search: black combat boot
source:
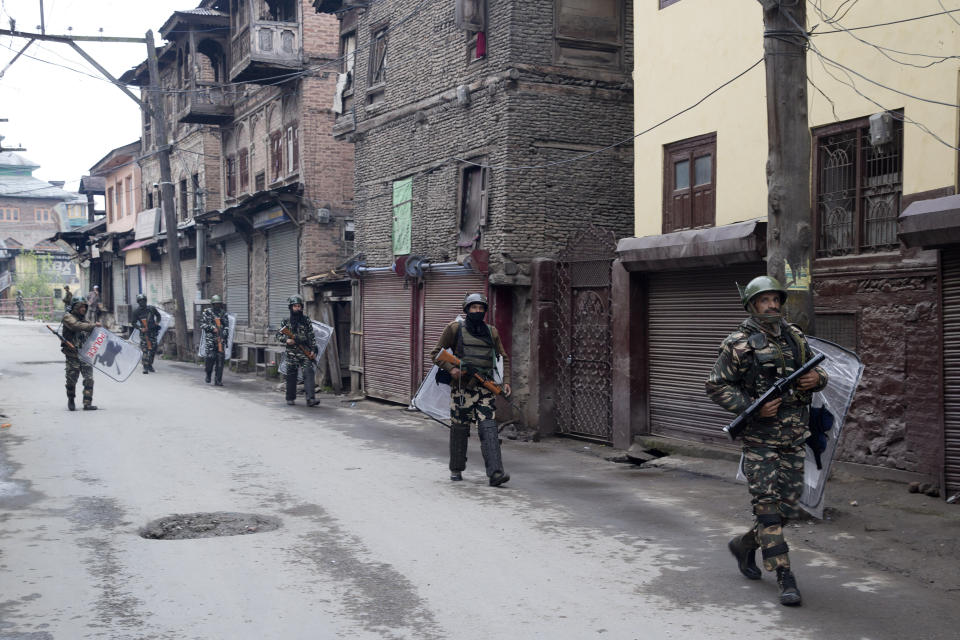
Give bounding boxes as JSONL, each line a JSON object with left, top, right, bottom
{"left": 83, "top": 404, "right": 98, "bottom": 411}
{"left": 67, "top": 396, "right": 76, "bottom": 411}
{"left": 728, "top": 533, "right": 762, "bottom": 580}
{"left": 776, "top": 567, "right": 802, "bottom": 606}
{"left": 450, "top": 472, "right": 463, "bottom": 481}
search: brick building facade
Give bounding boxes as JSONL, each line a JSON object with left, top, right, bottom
{"left": 317, "top": 0, "right": 634, "bottom": 405}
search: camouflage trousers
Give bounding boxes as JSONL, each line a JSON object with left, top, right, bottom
{"left": 742, "top": 442, "right": 805, "bottom": 571}
{"left": 64, "top": 355, "right": 94, "bottom": 406}
{"left": 448, "top": 385, "right": 496, "bottom": 473}
{"left": 140, "top": 332, "right": 158, "bottom": 368}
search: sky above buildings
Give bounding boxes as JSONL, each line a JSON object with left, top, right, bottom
{"left": 0, "top": 0, "right": 190, "bottom": 188}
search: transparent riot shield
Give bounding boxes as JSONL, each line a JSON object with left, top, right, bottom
{"left": 129, "top": 308, "right": 174, "bottom": 346}
{"left": 278, "top": 320, "right": 334, "bottom": 376}
{"left": 736, "top": 338, "right": 864, "bottom": 519}
{"left": 412, "top": 352, "right": 454, "bottom": 426}
{"left": 80, "top": 327, "right": 143, "bottom": 382}
{"left": 197, "top": 313, "right": 236, "bottom": 358}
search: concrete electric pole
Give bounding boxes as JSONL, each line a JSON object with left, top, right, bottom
{"left": 759, "top": 0, "right": 816, "bottom": 334}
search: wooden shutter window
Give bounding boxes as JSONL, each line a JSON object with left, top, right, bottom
{"left": 663, "top": 133, "right": 716, "bottom": 233}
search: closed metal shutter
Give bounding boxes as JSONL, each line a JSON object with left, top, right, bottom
{"left": 941, "top": 249, "right": 960, "bottom": 494}
{"left": 421, "top": 266, "right": 488, "bottom": 378}
{"left": 179, "top": 258, "right": 197, "bottom": 329}
{"left": 112, "top": 258, "right": 126, "bottom": 307}
{"left": 267, "top": 224, "right": 299, "bottom": 329}
{"left": 161, "top": 257, "right": 172, "bottom": 301}
{"left": 145, "top": 263, "right": 164, "bottom": 305}
{"left": 225, "top": 237, "right": 249, "bottom": 326}
{"left": 362, "top": 272, "right": 413, "bottom": 403}
{"left": 647, "top": 263, "right": 763, "bottom": 446}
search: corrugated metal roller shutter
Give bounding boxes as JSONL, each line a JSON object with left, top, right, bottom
{"left": 112, "top": 258, "right": 125, "bottom": 307}
{"left": 225, "top": 237, "right": 249, "bottom": 326}
{"left": 267, "top": 224, "right": 299, "bottom": 329}
{"left": 179, "top": 258, "right": 197, "bottom": 329}
{"left": 941, "top": 249, "right": 960, "bottom": 494}
{"left": 161, "top": 258, "right": 172, "bottom": 301}
{"left": 145, "top": 264, "right": 164, "bottom": 303}
{"left": 648, "top": 263, "right": 763, "bottom": 446}
{"left": 421, "top": 267, "right": 488, "bottom": 376}
{"left": 362, "top": 272, "right": 413, "bottom": 403}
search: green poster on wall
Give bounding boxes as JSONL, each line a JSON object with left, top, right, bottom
{"left": 392, "top": 177, "right": 412, "bottom": 255}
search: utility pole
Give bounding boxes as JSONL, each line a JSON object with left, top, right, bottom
{"left": 759, "top": 0, "right": 815, "bottom": 334}
{"left": 146, "top": 30, "right": 190, "bottom": 359}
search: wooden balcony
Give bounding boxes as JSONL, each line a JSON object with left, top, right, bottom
{"left": 229, "top": 21, "right": 302, "bottom": 84}
{"left": 176, "top": 82, "right": 234, "bottom": 125}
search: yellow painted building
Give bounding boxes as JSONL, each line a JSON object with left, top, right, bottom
{"left": 614, "top": 1, "right": 960, "bottom": 490}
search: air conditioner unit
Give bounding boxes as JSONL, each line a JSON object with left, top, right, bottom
{"left": 869, "top": 112, "right": 894, "bottom": 147}
{"left": 316, "top": 208, "right": 331, "bottom": 224}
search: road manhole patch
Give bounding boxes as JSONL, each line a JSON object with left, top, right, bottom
{"left": 140, "top": 512, "right": 281, "bottom": 540}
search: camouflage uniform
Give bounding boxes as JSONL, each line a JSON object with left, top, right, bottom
{"left": 131, "top": 303, "right": 161, "bottom": 373}
{"left": 706, "top": 317, "right": 828, "bottom": 572}
{"left": 276, "top": 313, "right": 318, "bottom": 404}
{"left": 62, "top": 287, "right": 73, "bottom": 311}
{"left": 61, "top": 308, "right": 96, "bottom": 408}
{"left": 16, "top": 291, "right": 25, "bottom": 321}
{"left": 201, "top": 305, "right": 229, "bottom": 385}
{"left": 430, "top": 315, "right": 511, "bottom": 485}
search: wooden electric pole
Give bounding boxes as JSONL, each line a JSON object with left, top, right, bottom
{"left": 146, "top": 30, "right": 190, "bottom": 359}
{"left": 759, "top": 0, "right": 815, "bottom": 334}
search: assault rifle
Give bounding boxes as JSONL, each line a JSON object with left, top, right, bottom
{"left": 140, "top": 318, "right": 152, "bottom": 351}
{"left": 280, "top": 326, "right": 316, "bottom": 361}
{"left": 46, "top": 324, "right": 76, "bottom": 351}
{"left": 213, "top": 317, "right": 224, "bottom": 354}
{"left": 435, "top": 350, "right": 519, "bottom": 411}
{"left": 723, "top": 352, "right": 826, "bottom": 441}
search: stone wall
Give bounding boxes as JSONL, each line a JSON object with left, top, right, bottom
{"left": 814, "top": 250, "right": 942, "bottom": 478}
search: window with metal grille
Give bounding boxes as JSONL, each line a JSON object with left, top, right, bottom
{"left": 270, "top": 131, "right": 283, "bottom": 182}
{"left": 179, "top": 178, "right": 188, "bottom": 221}
{"left": 226, "top": 156, "right": 237, "bottom": 197}
{"left": 239, "top": 148, "right": 249, "bottom": 193}
{"left": 814, "top": 114, "right": 903, "bottom": 257}
{"left": 814, "top": 312, "right": 858, "bottom": 352}
{"left": 663, "top": 132, "right": 716, "bottom": 232}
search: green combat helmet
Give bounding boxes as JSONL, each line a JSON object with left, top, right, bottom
{"left": 737, "top": 276, "right": 787, "bottom": 311}
{"left": 210, "top": 294, "right": 223, "bottom": 306}
{"left": 462, "top": 292, "right": 488, "bottom": 312}
{"left": 69, "top": 295, "right": 88, "bottom": 313}
{"left": 287, "top": 294, "right": 304, "bottom": 308}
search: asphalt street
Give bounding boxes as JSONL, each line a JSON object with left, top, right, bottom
{"left": 0, "top": 317, "right": 957, "bottom": 640}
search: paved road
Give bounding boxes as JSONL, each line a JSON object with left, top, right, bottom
{"left": 0, "top": 318, "right": 956, "bottom": 639}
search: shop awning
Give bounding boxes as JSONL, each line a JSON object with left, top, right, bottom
{"left": 616, "top": 219, "right": 767, "bottom": 272}
{"left": 899, "top": 194, "right": 960, "bottom": 249}
{"left": 122, "top": 238, "right": 156, "bottom": 252}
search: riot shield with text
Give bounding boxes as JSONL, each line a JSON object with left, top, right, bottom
{"left": 80, "top": 327, "right": 143, "bottom": 382}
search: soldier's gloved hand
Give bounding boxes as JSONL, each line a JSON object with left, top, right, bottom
{"left": 758, "top": 397, "right": 782, "bottom": 418}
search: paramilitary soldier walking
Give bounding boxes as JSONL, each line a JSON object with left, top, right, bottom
{"left": 15, "top": 290, "right": 25, "bottom": 321}
{"left": 276, "top": 294, "right": 319, "bottom": 407}
{"left": 61, "top": 296, "right": 101, "bottom": 410}
{"left": 201, "top": 295, "right": 229, "bottom": 386}
{"left": 430, "top": 293, "right": 511, "bottom": 487}
{"left": 132, "top": 294, "right": 161, "bottom": 374}
{"left": 706, "top": 276, "right": 828, "bottom": 607}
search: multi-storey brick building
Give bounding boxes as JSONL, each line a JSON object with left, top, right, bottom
{"left": 120, "top": 0, "right": 354, "bottom": 374}
{"left": 315, "top": 0, "right": 634, "bottom": 412}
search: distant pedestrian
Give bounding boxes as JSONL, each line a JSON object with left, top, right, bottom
{"left": 86, "top": 285, "right": 101, "bottom": 323}
{"left": 705, "top": 276, "right": 828, "bottom": 607}
{"left": 200, "top": 295, "right": 229, "bottom": 386}
{"left": 429, "top": 292, "right": 511, "bottom": 487}
{"left": 62, "top": 285, "right": 73, "bottom": 311}
{"left": 276, "top": 294, "right": 319, "bottom": 407}
{"left": 15, "top": 289, "right": 25, "bottom": 321}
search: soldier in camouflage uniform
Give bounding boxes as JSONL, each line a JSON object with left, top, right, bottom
{"left": 705, "top": 276, "right": 828, "bottom": 607}
{"left": 429, "top": 293, "right": 512, "bottom": 487}
{"left": 276, "top": 294, "right": 319, "bottom": 407}
{"left": 62, "top": 285, "right": 73, "bottom": 311}
{"left": 201, "top": 295, "right": 229, "bottom": 386}
{"left": 61, "top": 296, "right": 101, "bottom": 410}
{"left": 131, "top": 293, "right": 161, "bottom": 374}
{"left": 15, "top": 290, "right": 25, "bottom": 321}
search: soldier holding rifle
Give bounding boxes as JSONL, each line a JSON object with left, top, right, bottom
{"left": 131, "top": 293, "right": 161, "bottom": 375}
{"left": 201, "top": 295, "right": 229, "bottom": 386}
{"left": 429, "top": 293, "right": 512, "bottom": 487}
{"left": 706, "top": 276, "right": 828, "bottom": 607}
{"left": 60, "top": 296, "right": 102, "bottom": 410}
{"left": 276, "top": 294, "right": 319, "bottom": 407}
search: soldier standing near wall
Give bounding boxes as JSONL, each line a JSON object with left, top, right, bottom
{"left": 429, "top": 293, "right": 512, "bottom": 487}
{"left": 61, "top": 296, "right": 101, "bottom": 411}
{"left": 705, "top": 276, "right": 829, "bottom": 607}
{"left": 62, "top": 285, "right": 73, "bottom": 311}
{"left": 131, "top": 293, "right": 161, "bottom": 374}
{"left": 276, "top": 294, "right": 319, "bottom": 407}
{"left": 201, "top": 295, "right": 229, "bottom": 386}
{"left": 15, "top": 290, "right": 25, "bottom": 321}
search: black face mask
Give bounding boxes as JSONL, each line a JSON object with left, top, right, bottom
{"left": 466, "top": 311, "right": 485, "bottom": 325}
{"left": 138, "top": 301, "right": 146, "bottom": 308}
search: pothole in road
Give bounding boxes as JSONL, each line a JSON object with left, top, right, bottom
{"left": 139, "top": 512, "right": 281, "bottom": 540}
